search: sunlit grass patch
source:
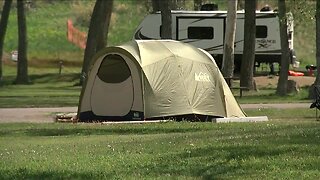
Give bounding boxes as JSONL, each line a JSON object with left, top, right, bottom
{"left": 0, "top": 119, "right": 320, "bottom": 179}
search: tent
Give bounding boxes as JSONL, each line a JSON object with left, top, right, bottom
{"left": 78, "top": 40, "right": 245, "bottom": 122}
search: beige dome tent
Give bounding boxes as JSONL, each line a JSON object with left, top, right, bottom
{"left": 78, "top": 40, "right": 245, "bottom": 122}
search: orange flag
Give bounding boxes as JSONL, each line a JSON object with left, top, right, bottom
{"left": 67, "top": 19, "right": 87, "bottom": 49}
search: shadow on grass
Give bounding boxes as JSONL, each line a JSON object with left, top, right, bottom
{"left": 140, "top": 136, "right": 320, "bottom": 179}
{"left": 7, "top": 125, "right": 210, "bottom": 137}
{"left": 166, "top": 145, "right": 289, "bottom": 179}
{"left": 236, "top": 86, "right": 311, "bottom": 104}
{"left": 0, "top": 122, "right": 217, "bottom": 137}
{"left": 0, "top": 168, "right": 115, "bottom": 180}
{"left": 30, "top": 73, "right": 80, "bottom": 84}
{"left": 0, "top": 73, "right": 80, "bottom": 86}
{"left": 128, "top": 123, "right": 320, "bottom": 179}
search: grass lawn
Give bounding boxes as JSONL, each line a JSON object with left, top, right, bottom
{"left": 0, "top": 110, "right": 320, "bottom": 179}
{"left": 0, "top": 1, "right": 318, "bottom": 178}
{"left": 0, "top": 68, "right": 81, "bottom": 108}
{"left": 235, "top": 87, "right": 311, "bottom": 104}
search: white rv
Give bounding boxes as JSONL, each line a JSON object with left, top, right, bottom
{"left": 133, "top": 9, "right": 296, "bottom": 70}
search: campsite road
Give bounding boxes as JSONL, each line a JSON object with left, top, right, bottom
{"left": 240, "top": 103, "right": 311, "bottom": 109}
{"left": 0, "top": 103, "right": 312, "bottom": 123}
{"left": 0, "top": 107, "right": 77, "bottom": 123}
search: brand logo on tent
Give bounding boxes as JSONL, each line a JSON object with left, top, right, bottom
{"left": 195, "top": 72, "right": 210, "bottom": 82}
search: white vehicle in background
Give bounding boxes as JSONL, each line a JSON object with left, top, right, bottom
{"left": 133, "top": 5, "right": 296, "bottom": 71}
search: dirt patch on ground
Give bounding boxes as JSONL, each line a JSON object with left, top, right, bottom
{"left": 254, "top": 75, "right": 316, "bottom": 88}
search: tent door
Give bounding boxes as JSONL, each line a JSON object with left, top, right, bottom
{"left": 90, "top": 54, "right": 139, "bottom": 119}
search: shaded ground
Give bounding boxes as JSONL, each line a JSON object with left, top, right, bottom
{"left": 254, "top": 75, "right": 315, "bottom": 88}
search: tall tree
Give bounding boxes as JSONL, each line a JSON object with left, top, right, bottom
{"left": 240, "top": 0, "right": 256, "bottom": 89}
{"left": 159, "top": 0, "right": 172, "bottom": 39}
{"left": 238, "top": 0, "right": 245, "bottom": 10}
{"left": 276, "top": 0, "right": 290, "bottom": 96}
{"left": 96, "top": 0, "right": 113, "bottom": 50}
{"left": 171, "top": 0, "right": 177, "bottom": 10}
{"left": 314, "top": 0, "right": 320, "bottom": 85}
{"left": 0, "top": 0, "right": 12, "bottom": 84}
{"left": 152, "top": 0, "right": 160, "bottom": 13}
{"left": 79, "top": 0, "right": 113, "bottom": 85}
{"left": 222, "top": 0, "right": 237, "bottom": 79}
{"left": 15, "top": 0, "right": 29, "bottom": 84}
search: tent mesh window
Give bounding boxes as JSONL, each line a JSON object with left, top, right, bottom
{"left": 97, "top": 54, "right": 131, "bottom": 83}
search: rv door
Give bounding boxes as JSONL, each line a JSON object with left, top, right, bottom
{"left": 176, "top": 17, "right": 224, "bottom": 56}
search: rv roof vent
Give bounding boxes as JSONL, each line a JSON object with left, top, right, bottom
{"left": 260, "top": 5, "right": 272, "bottom": 11}
{"left": 200, "top": 4, "right": 218, "bottom": 11}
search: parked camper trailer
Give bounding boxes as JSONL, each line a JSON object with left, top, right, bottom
{"left": 133, "top": 8, "right": 296, "bottom": 70}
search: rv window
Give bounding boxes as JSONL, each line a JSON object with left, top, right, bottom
{"left": 188, "top": 27, "right": 214, "bottom": 39}
{"left": 97, "top": 54, "right": 131, "bottom": 83}
{"left": 256, "top": 26, "right": 268, "bottom": 38}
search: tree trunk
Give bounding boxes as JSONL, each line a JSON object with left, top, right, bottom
{"left": 79, "top": 0, "right": 113, "bottom": 85}
{"left": 15, "top": 0, "right": 29, "bottom": 84}
{"left": 160, "top": 0, "right": 172, "bottom": 39}
{"left": 152, "top": 0, "right": 160, "bottom": 13}
{"left": 0, "top": 0, "right": 12, "bottom": 84}
{"left": 240, "top": 0, "right": 256, "bottom": 89}
{"left": 222, "top": 0, "right": 237, "bottom": 78}
{"left": 238, "top": 0, "right": 245, "bottom": 10}
{"left": 276, "top": 0, "right": 290, "bottom": 96}
{"left": 194, "top": 0, "right": 202, "bottom": 10}
{"left": 96, "top": 0, "right": 113, "bottom": 50}
{"left": 171, "top": 0, "right": 177, "bottom": 10}
{"left": 315, "top": 0, "right": 320, "bottom": 85}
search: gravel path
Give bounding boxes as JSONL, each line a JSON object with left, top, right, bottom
{"left": 0, "top": 107, "right": 77, "bottom": 123}
{"left": 0, "top": 103, "right": 312, "bottom": 123}
{"left": 241, "top": 103, "right": 311, "bottom": 109}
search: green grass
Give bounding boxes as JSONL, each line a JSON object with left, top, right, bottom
{"left": 0, "top": 72, "right": 81, "bottom": 107}
{"left": 4, "top": 2, "right": 84, "bottom": 62}
{"left": 1, "top": 110, "right": 320, "bottom": 179}
{"left": 1, "top": 2, "right": 319, "bottom": 178}
{"left": 235, "top": 87, "right": 311, "bottom": 104}
{"left": 2, "top": 1, "right": 148, "bottom": 65}
{"left": 245, "top": 108, "right": 316, "bottom": 120}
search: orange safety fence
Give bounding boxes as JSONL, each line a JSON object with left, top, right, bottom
{"left": 67, "top": 19, "right": 87, "bottom": 49}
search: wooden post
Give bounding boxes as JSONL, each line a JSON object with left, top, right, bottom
{"left": 58, "top": 60, "right": 63, "bottom": 75}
